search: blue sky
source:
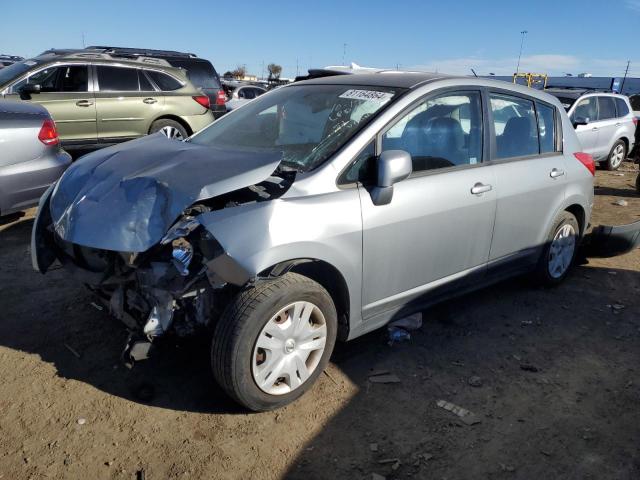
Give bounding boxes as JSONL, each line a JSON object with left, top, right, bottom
{"left": 1, "top": 0, "right": 639, "bottom": 78}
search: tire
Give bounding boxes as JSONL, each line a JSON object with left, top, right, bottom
{"left": 533, "top": 211, "right": 580, "bottom": 286}
{"left": 149, "top": 119, "right": 188, "bottom": 140}
{"left": 211, "top": 272, "right": 337, "bottom": 412}
{"left": 636, "top": 172, "right": 640, "bottom": 194}
{"left": 605, "top": 140, "right": 627, "bottom": 171}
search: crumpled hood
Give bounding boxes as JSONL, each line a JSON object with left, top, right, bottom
{"left": 50, "top": 133, "right": 282, "bottom": 252}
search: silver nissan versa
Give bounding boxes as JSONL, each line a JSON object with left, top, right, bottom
{"left": 34, "top": 72, "right": 631, "bottom": 411}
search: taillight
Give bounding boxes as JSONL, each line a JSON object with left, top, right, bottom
{"left": 633, "top": 117, "right": 638, "bottom": 127}
{"left": 38, "top": 119, "right": 59, "bottom": 146}
{"left": 574, "top": 152, "right": 595, "bottom": 176}
{"left": 192, "top": 95, "right": 210, "bottom": 109}
{"left": 215, "top": 89, "right": 226, "bottom": 106}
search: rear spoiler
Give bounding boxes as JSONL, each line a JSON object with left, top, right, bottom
{"left": 582, "top": 220, "right": 640, "bottom": 258}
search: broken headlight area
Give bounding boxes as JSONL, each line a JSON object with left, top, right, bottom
{"left": 48, "top": 209, "right": 239, "bottom": 364}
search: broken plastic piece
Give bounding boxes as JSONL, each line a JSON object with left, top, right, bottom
{"left": 387, "top": 327, "right": 410, "bottom": 344}
{"left": 436, "top": 399, "right": 481, "bottom": 425}
{"left": 388, "top": 312, "right": 422, "bottom": 331}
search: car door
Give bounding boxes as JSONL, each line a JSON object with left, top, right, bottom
{"left": 594, "top": 96, "right": 618, "bottom": 159}
{"left": 571, "top": 96, "right": 599, "bottom": 156}
{"left": 5, "top": 64, "right": 97, "bottom": 145}
{"left": 488, "top": 92, "right": 567, "bottom": 270}
{"left": 359, "top": 90, "right": 497, "bottom": 319}
{"left": 94, "top": 65, "right": 163, "bottom": 141}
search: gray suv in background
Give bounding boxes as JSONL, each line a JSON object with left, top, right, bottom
{"left": 546, "top": 89, "right": 637, "bottom": 170}
{"left": 33, "top": 73, "right": 597, "bottom": 411}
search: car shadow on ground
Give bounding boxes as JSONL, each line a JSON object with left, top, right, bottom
{"left": 594, "top": 185, "right": 639, "bottom": 199}
{"left": 2, "top": 215, "right": 640, "bottom": 478}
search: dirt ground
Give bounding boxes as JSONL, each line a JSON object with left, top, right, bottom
{"left": 1, "top": 163, "right": 639, "bottom": 480}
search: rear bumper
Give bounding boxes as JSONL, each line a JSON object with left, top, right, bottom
{"left": 180, "top": 111, "right": 215, "bottom": 134}
{"left": 582, "top": 220, "right": 640, "bottom": 258}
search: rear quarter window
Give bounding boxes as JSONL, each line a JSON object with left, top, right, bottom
{"left": 146, "top": 70, "right": 183, "bottom": 91}
{"left": 615, "top": 98, "right": 630, "bottom": 117}
{"left": 168, "top": 59, "right": 221, "bottom": 90}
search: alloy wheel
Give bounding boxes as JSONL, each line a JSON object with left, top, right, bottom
{"left": 610, "top": 143, "right": 626, "bottom": 169}
{"left": 548, "top": 223, "right": 576, "bottom": 279}
{"left": 252, "top": 301, "right": 327, "bottom": 395}
{"left": 159, "top": 125, "right": 184, "bottom": 140}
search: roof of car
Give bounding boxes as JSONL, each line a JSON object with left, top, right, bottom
{"left": 295, "top": 71, "right": 456, "bottom": 89}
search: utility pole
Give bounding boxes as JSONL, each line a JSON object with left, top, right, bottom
{"left": 81, "top": 32, "right": 86, "bottom": 48}
{"left": 515, "top": 30, "right": 528, "bottom": 75}
{"left": 261, "top": 61, "right": 265, "bottom": 81}
{"left": 621, "top": 60, "right": 630, "bottom": 93}
{"left": 342, "top": 43, "right": 347, "bottom": 66}
{"left": 296, "top": 58, "right": 299, "bottom": 77}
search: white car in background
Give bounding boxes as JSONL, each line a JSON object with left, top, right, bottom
{"left": 546, "top": 89, "right": 637, "bottom": 170}
{"left": 224, "top": 83, "right": 267, "bottom": 111}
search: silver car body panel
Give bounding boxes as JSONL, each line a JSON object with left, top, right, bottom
{"left": 0, "top": 100, "right": 71, "bottom": 215}
{"left": 33, "top": 74, "right": 596, "bottom": 340}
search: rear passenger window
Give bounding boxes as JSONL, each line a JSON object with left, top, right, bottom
{"left": 97, "top": 66, "right": 139, "bottom": 91}
{"left": 536, "top": 102, "right": 556, "bottom": 154}
{"left": 490, "top": 94, "right": 538, "bottom": 159}
{"left": 146, "top": 71, "right": 182, "bottom": 91}
{"left": 615, "top": 98, "right": 630, "bottom": 117}
{"left": 381, "top": 91, "right": 483, "bottom": 173}
{"left": 597, "top": 97, "right": 616, "bottom": 120}
{"left": 139, "top": 71, "right": 155, "bottom": 91}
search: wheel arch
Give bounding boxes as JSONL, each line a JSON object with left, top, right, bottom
{"left": 149, "top": 115, "right": 193, "bottom": 136}
{"left": 259, "top": 258, "right": 351, "bottom": 340}
{"left": 565, "top": 203, "right": 586, "bottom": 236}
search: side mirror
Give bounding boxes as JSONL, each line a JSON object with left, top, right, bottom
{"left": 573, "top": 116, "right": 589, "bottom": 128}
{"left": 370, "top": 150, "right": 412, "bottom": 206}
{"left": 18, "top": 83, "right": 41, "bottom": 100}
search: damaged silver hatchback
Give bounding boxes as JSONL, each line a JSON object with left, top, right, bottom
{"left": 34, "top": 72, "right": 620, "bottom": 411}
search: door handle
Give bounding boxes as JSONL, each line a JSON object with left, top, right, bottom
{"left": 143, "top": 98, "right": 157, "bottom": 104}
{"left": 76, "top": 100, "right": 93, "bottom": 107}
{"left": 591, "top": 127, "right": 599, "bottom": 131}
{"left": 550, "top": 168, "right": 565, "bottom": 178}
{"left": 470, "top": 182, "right": 492, "bottom": 195}
{"left": 615, "top": 122, "right": 622, "bottom": 127}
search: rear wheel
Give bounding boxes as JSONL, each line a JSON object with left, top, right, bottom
{"left": 534, "top": 211, "right": 579, "bottom": 286}
{"left": 211, "top": 273, "right": 337, "bottom": 411}
{"left": 149, "top": 119, "right": 188, "bottom": 140}
{"left": 605, "top": 140, "right": 626, "bottom": 171}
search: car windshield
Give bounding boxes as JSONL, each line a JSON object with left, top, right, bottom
{"left": 0, "top": 60, "right": 39, "bottom": 87}
{"left": 190, "top": 84, "right": 402, "bottom": 171}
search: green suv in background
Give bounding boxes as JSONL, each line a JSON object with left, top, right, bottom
{"left": 0, "top": 50, "right": 215, "bottom": 151}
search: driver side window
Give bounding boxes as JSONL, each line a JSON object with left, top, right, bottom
{"left": 381, "top": 91, "right": 483, "bottom": 173}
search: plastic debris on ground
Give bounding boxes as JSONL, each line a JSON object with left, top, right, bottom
{"left": 387, "top": 312, "right": 422, "bottom": 345}
{"left": 436, "top": 399, "right": 481, "bottom": 425}
{"left": 368, "top": 373, "right": 401, "bottom": 384}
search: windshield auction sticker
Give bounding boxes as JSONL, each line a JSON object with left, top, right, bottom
{"left": 339, "top": 89, "right": 394, "bottom": 104}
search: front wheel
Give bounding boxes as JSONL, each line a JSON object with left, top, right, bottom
{"left": 211, "top": 273, "right": 337, "bottom": 411}
{"left": 605, "top": 140, "right": 627, "bottom": 171}
{"left": 534, "top": 211, "right": 579, "bottom": 286}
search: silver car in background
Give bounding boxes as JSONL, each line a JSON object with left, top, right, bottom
{"left": 546, "top": 89, "right": 637, "bottom": 170}
{"left": 0, "top": 100, "right": 71, "bottom": 216}
{"left": 33, "top": 73, "right": 598, "bottom": 411}
{"left": 223, "top": 82, "right": 267, "bottom": 111}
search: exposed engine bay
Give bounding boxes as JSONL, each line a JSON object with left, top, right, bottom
{"left": 36, "top": 171, "right": 294, "bottom": 365}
